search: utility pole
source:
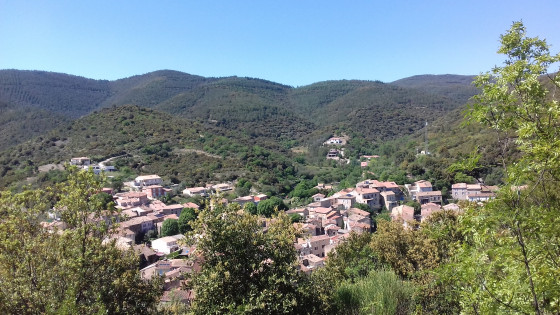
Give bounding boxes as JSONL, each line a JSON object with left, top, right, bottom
{"left": 424, "top": 120, "right": 428, "bottom": 155}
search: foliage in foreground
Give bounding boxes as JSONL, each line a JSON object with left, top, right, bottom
{"left": 335, "top": 270, "right": 416, "bottom": 315}
{"left": 0, "top": 168, "right": 162, "bottom": 314}
{"left": 185, "top": 201, "right": 327, "bottom": 314}
{"left": 445, "top": 21, "right": 560, "bottom": 314}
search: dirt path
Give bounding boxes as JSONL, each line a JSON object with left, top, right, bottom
{"left": 174, "top": 148, "right": 223, "bottom": 159}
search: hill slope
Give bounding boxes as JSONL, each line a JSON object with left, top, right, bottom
{"left": 390, "top": 74, "right": 478, "bottom": 105}
{"left": 0, "top": 105, "right": 300, "bottom": 193}
{"left": 0, "top": 70, "right": 479, "bottom": 151}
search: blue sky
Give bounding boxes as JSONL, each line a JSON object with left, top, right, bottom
{"left": 1, "top": 1, "right": 559, "bottom": 86}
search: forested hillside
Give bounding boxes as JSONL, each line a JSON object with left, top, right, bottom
{"left": 391, "top": 74, "right": 478, "bottom": 105}
{"left": 0, "top": 70, "right": 479, "bottom": 152}
{"left": 0, "top": 105, "right": 302, "bottom": 195}
{"left": 0, "top": 69, "right": 111, "bottom": 118}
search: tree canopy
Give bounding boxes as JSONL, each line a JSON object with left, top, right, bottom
{"left": 178, "top": 207, "right": 197, "bottom": 234}
{"left": 256, "top": 196, "right": 287, "bottom": 217}
{"left": 161, "top": 218, "right": 179, "bottom": 237}
{"left": 448, "top": 21, "right": 560, "bottom": 314}
{"left": 0, "top": 167, "right": 161, "bottom": 314}
{"left": 185, "top": 201, "right": 323, "bottom": 314}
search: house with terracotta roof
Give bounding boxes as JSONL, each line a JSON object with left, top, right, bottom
{"left": 115, "top": 192, "right": 149, "bottom": 208}
{"left": 420, "top": 202, "right": 442, "bottom": 222}
{"left": 407, "top": 180, "right": 433, "bottom": 199}
{"left": 254, "top": 194, "right": 268, "bottom": 202}
{"left": 391, "top": 205, "right": 416, "bottom": 228}
{"left": 335, "top": 194, "right": 355, "bottom": 210}
{"left": 232, "top": 195, "right": 255, "bottom": 207}
{"left": 160, "top": 204, "right": 184, "bottom": 216}
{"left": 380, "top": 190, "right": 398, "bottom": 211}
{"left": 416, "top": 190, "right": 442, "bottom": 204}
{"left": 306, "top": 234, "right": 331, "bottom": 258}
{"left": 451, "top": 183, "right": 468, "bottom": 200}
{"left": 349, "top": 222, "right": 371, "bottom": 233}
{"left": 183, "top": 202, "right": 200, "bottom": 210}
{"left": 301, "top": 254, "right": 325, "bottom": 270}
{"left": 142, "top": 185, "right": 170, "bottom": 200}
{"left": 119, "top": 215, "right": 157, "bottom": 236}
{"left": 353, "top": 186, "right": 381, "bottom": 210}
{"left": 348, "top": 208, "right": 370, "bottom": 218}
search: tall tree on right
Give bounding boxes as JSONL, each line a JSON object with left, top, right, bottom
{"left": 449, "top": 21, "right": 560, "bottom": 314}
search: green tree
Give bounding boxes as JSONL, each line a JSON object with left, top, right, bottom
{"left": 161, "top": 218, "right": 179, "bottom": 237}
{"left": 370, "top": 219, "right": 439, "bottom": 279}
{"left": 288, "top": 213, "right": 303, "bottom": 223}
{"left": 353, "top": 202, "right": 372, "bottom": 213}
{"left": 334, "top": 270, "right": 416, "bottom": 315}
{"left": 320, "top": 232, "right": 380, "bottom": 281}
{"left": 186, "top": 202, "right": 323, "bottom": 314}
{"left": 92, "top": 191, "right": 115, "bottom": 210}
{"left": 256, "top": 196, "right": 287, "bottom": 217}
{"left": 0, "top": 167, "right": 161, "bottom": 314}
{"left": 178, "top": 207, "right": 197, "bottom": 234}
{"left": 144, "top": 229, "right": 158, "bottom": 243}
{"left": 243, "top": 202, "right": 257, "bottom": 215}
{"left": 449, "top": 21, "right": 560, "bottom": 314}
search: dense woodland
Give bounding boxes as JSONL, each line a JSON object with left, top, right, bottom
{"left": 1, "top": 21, "right": 559, "bottom": 314}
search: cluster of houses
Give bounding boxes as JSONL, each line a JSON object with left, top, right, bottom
{"left": 45, "top": 158, "right": 504, "bottom": 307}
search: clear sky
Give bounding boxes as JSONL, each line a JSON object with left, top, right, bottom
{"left": 1, "top": 1, "right": 559, "bottom": 87}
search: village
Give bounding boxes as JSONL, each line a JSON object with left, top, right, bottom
{"left": 37, "top": 153, "right": 504, "bottom": 306}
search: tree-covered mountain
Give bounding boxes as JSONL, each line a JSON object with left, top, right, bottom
{"left": 0, "top": 70, "right": 480, "bottom": 151}
{"left": 390, "top": 74, "right": 478, "bottom": 105}
{"left": 0, "top": 105, "right": 302, "bottom": 194}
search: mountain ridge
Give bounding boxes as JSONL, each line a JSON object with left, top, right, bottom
{"left": 0, "top": 69, "right": 479, "bottom": 152}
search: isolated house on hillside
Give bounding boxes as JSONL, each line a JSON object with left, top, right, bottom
{"left": 326, "top": 149, "right": 340, "bottom": 160}
{"left": 324, "top": 137, "right": 344, "bottom": 145}
{"left": 213, "top": 183, "right": 233, "bottom": 193}
{"left": 70, "top": 157, "right": 91, "bottom": 166}
{"left": 134, "top": 175, "right": 163, "bottom": 187}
